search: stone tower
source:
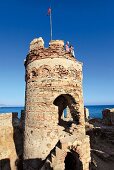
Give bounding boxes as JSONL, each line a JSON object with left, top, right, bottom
{"left": 24, "top": 38, "right": 91, "bottom": 170}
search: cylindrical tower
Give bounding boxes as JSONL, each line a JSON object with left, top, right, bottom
{"left": 23, "top": 38, "right": 86, "bottom": 168}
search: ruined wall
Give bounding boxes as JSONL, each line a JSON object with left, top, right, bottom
{"left": 24, "top": 38, "right": 85, "bottom": 164}
{"left": 102, "top": 108, "right": 114, "bottom": 125}
{"left": 0, "top": 113, "right": 18, "bottom": 170}
{"left": 41, "top": 128, "right": 91, "bottom": 170}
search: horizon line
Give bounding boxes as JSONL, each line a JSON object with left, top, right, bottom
{"left": 0, "top": 104, "right": 114, "bottom": 107}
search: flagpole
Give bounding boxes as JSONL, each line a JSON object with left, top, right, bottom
{"left": 50, "top": 9, "right": 53, "bottom": 41}
{"left": 50, "top": 0, "right": 53, "bottom": 41}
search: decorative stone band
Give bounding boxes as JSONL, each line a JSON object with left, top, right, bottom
{"left": 25, "top": 63, "right": 83, "bottom": 83}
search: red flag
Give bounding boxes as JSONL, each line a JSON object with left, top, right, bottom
{"left": 47, "top": 8, "right": 51, "bottom": 15}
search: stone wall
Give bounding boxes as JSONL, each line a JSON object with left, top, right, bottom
{"left": 102, "top": 108, "right": 114, "bottom": 125}
{"left": 0, "top": 113, "right": 18, "bottom": 170}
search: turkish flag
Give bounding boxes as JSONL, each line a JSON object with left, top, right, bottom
{"left": 47, "top": 8, "right": 51, "bottom": 15}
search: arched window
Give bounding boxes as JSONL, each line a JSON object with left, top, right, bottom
{"left": 53, "top": 94, "right": 80, "bottom": 125}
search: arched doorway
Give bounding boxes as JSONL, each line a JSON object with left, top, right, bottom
{"left": 53, "top": 94, "right": 80, "bottom": 125}
{"left": 64, "top": 151, "right": 83, "bottom": 170}
{"left": 0, "top": 159, "right": 11, "bottom": 170}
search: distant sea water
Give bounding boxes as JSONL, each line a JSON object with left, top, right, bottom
{"left": 85, "top": 105, "right": 114, "bottom": 118}
{"left": 0, "top": 105, "right": 114, "bottom": 119}
{"left": 0, "top": 107, "right": 24, "bottom": 118}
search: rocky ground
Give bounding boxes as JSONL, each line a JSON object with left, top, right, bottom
{"left": 86, "top": 119, "right": 114, "bottom": 170}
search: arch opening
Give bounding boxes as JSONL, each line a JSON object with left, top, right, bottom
{"left": 53, "top": 94, "right": 80, "bottom": 127}
{"left": 64, "top": 151, "right": 83, "bottom": 170}
{"left": 0, "top": 159, "right": 11, "bottom": 170}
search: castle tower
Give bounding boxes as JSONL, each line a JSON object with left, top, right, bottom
{"left": 24, "top": 38, "right": 91, "bottom": 170}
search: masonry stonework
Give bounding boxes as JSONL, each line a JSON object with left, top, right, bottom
{"left": 24, "top": 38, "right": 91, "bottom": 170}
{"left": 0, "top": 113, "right": 18, "bottom": 170}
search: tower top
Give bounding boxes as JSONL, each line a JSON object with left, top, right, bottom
{"left": 25, "top": 37, "right": 80, "bottom": 67}
{"left": 29, "top": 37, "right": 64, "bottom": 52}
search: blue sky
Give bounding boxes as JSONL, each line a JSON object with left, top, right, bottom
{"left": 0, "top": 0, "right": 114, "bottom": 106}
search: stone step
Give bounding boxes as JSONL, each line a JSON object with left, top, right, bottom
{"left": 56, "top": 142, "right": 62, "bottom": 149}
{"left": 55, "top": 146, "right": 62, "bottom": 157}
{"left": 51, "top": 151, "right": 56, "bottom": 164}
{"left": 51, "top": 151, "right": 56, "bottom": 158}
{"left": 46, "top": 157, "right": 51, "bottom": 164}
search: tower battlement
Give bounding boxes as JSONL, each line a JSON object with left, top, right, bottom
{"left": 25, "top": 38, "right": 78, "bottom": 67}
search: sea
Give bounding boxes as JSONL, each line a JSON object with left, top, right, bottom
{"left": 0, "top": 105, "right": 114, "bottom": 119}
{"left": 0, "top": 107, "right": 24, "bottom": 118}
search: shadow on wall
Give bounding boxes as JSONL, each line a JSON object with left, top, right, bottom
{"left": 64, "top": 150, "right": 83, "bottom": 170}
{"left": 12, "top": 113, "right": 24, "bottom": 170}
{"left": 0, "top": 159, "right": 11, "bottom": 170}
{"left": 53, "top": 94, "right": 80, "bottom": 131}
{"left": 23, "top": 158, "right": 45, "bottom": 170}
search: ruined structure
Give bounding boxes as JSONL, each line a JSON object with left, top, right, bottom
{"left": 24, "top": 38, "right": 91, "bottom": 170}
{"left": 0, "top": 113, "right": 18, "bottom": 170}
{"left": 102, "top": 108, "right": 114, "bottom": 126}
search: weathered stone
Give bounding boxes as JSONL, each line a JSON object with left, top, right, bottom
{"left": 0, "top": 37, "right": 92, "bottom": 170}
{"left": 30, "top": 37, "right": 44, "bottom": 51}
{"left": 23, "top": 38, "right": 91, "bottom": 170}
{"left": 0, "top": 113, "right": 18, "bottom": 170}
